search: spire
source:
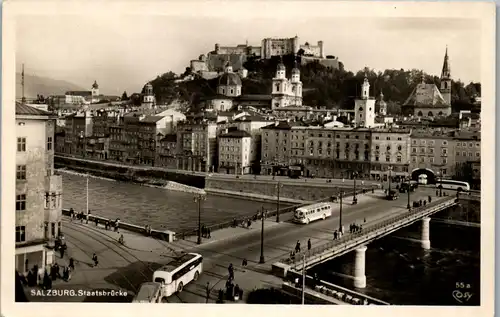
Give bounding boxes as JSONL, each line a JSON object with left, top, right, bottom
{"left": 441, "top": 45, "right": 450, "bottom": 79}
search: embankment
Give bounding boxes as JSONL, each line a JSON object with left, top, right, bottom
{"left": 55, "top": 155, "right": 205, "bottom": 189}
{"left": 205, "top": 177, "right": 353, "bottom": 201}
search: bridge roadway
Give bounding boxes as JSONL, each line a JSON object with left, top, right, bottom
{"left": 32, "top": 187, "right": 445, "bottom": 303}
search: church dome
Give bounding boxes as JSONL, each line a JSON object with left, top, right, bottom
{"left": 292, "top": 67, "right": 300, "bottom": 74}
{"left": 218, "top": 72, "right": 242, "bottom": 86}
{"left": 277, "top": 63, "right": 286, "bottom": 71}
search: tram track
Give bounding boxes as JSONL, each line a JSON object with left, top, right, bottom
{"left": 63, "top": 220, "right": 186, "bottom": 303}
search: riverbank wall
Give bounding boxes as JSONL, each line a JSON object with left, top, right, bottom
{"left": 55, "top": 155, "right": 205, "bottom": 189}
{"left": 205, "top": 177, "right": 358, "bottom": 201}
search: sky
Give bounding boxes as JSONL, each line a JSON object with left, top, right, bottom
{"left": 15, "top": 12, "right": 482, "bottom": 96}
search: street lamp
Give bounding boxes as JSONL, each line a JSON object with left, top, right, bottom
{"left": 406, "top": 176, "right": 411, "bottom": 209}
{"left": 259, "top": 207, "right": 267, "bottom": 264}
{"left": 276, "top": 181, "right": 284, "bottom": 222}
{"left": 193, "top": 194, "right": 206, "bottom": 245}
{"left": 439, "top": 169, "right": 443, "bottom": 197}
{"left": 352, "top": 172, "right": 358, "bottom": 205}
{"left": 387, "top": 166, "right": 393, "bottom": 194}
{"left": 338, "top": 189, "right": 344, "bottom": 234}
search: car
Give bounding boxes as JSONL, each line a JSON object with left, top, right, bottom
{"left": 386, "top": 190, "right": 399, "bottom": 200}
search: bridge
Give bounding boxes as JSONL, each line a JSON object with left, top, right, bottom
{"left": 272, "top": 196, "right": 458, "bottom": 289}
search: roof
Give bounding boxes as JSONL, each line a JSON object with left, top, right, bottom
{"left": 261, "top": 120, "right": 308, "bottom": 130}
{"left": 218, "top": 72, "right": 242, "bottom": 86}
{"left": 161, "top": 134, "right": 177, "bottom": 142}
{"left": 453, "top": 131, "right": 481, "bottom": 141}
{"left": 16, "top": 103, "right": 52, "bottom": 116}
{"left": 220, "top": 130, "right": 251, "bottom": 138}
{"left": 236, "top": 94, "right": 272, "bottom": 101}
{"left": 158, "top": 253, "right": 197, "bottom": 273}
{"left": 403, "top": 83, "right": 449, "bottom": 108}
{"left": 66, "top": 91, "right": 92, "bottom": 96}
{"left": 141, "top": 116, "right": 164, "bottom": 123}
{"left": 410, "top": 129, "right": 455, "bottom": 139}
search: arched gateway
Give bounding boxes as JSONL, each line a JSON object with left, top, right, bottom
{"left": 411, "top": 168, "right": 437, "bottom": 184}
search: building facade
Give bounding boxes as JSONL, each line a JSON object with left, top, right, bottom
{"left": 16, "top": 103, "right": 62, "bottom": 275}
{"left": 354, "top": 77, "right": 376, "bottom": 128}
{"left": 176, "top": 121, "right": 218, "bottom": 172}
{"left": 370, "top": 128, "right": 412, "bottom": 181}
{"left": 409, "top": 130, "right": 456, "bottom": 183}
{"left": 156, "top": 134, "right": 178, "bottom": 169}
{"left": 218, "top": 129, "right": 253, "bottom": 175}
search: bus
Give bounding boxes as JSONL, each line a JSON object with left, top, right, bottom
{"left": 293, "top": 202, "right": 333, "bottom": 224}
{"left": 436, "top": 179, "right": 470, "bottom": 192}
{"left": 151, "top": 253, "right": 203, "bottom": 297}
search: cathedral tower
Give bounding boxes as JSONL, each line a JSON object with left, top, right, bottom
{"left": 354, "top": 77, "right": 375, "bottom": 128}
{"left": 440, "top": 46, "right": 451, "bottom": 106}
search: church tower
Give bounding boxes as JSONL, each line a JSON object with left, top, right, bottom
{"left": 271, "top": 58, "right": 288, "bottom": 109}
{"left": 378, "top": 91, "right": 387, "bottom": 116}
{"left": 91, "top": 80, "right": 99, "bottom": 101}
{"left": 440, "top": 46, "right": 451, "bottom": 105}
{"left": 142, "top": 82, "right": 155, "bottom": 109}
{"left": 354, "top": 76, "right": 376, "bottom": 128}
{"left": 290, "top": 61, "right": 303, "bottom": 106}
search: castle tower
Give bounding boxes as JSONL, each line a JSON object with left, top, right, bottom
{"left": 440, "top": 46, "right": 451, "bottom": 105}
{"left": 271, "top": 57, "right": 289, "bottom": 109}
{"left": 290, "top": 61, "right": 303, "bottom": 106}
{"left": 354, "top": 77, "right": 376, "bottom": 127}
{"left": 142, "top": 82, "right": 155, "bottom": 109}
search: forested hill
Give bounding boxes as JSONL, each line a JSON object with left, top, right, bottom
{"left": 147, "top": 54, "right": 481, "bottom": 113}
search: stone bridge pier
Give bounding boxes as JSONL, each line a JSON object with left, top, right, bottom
{"left": 421, "top": 217, "right": 431, "bottom": 250}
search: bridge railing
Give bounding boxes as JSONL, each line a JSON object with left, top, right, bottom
{"left": 177, "top": 187, "right": 378, "bottom": 239}
{"left": 281, "top": 197, "right": 457, "bottom": 268}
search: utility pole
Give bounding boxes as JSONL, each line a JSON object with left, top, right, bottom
{"left": 301, "top": 254, "right": 306, "bottom": 305}
{"left": 353, "top": 172, "right": 358, "bottom": 205}
{"left": 86, "top": 174, "right": 89, "bottom": 215}
{"left": 407, "top": 176, "right": 411, "bottom": 209}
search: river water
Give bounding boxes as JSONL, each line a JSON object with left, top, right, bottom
{"left": 61, "top": 171, "right": 480, "bottom": 305}
{"left": 309, "top": 221, "right": 480, "bottom": 306}
{"left": 60, "top": 171, "right": 279, "bottom": 233}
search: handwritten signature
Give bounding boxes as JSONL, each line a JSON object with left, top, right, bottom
{"left": 452, "top": 290, "right": 473, "bottom": 303}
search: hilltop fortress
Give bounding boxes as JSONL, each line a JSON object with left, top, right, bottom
{"left": 190, "top": 36, "right": 340, "bottom": 80}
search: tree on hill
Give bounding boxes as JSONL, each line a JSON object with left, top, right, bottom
{"left": 147, "top": 56, "right": 480, "bottom": 113}
{"left": 121, "top": 91, "right": 129, "bottom": 100}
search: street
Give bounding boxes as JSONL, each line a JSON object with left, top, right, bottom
{"left": 25, "top": 187, "right": 440, "bottom": 303}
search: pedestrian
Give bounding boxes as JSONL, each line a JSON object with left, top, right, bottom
{"left": 436, "top": 190, "right": 439, "bottom": 196}
{"left": 424, "top": 200, "right": 427, "bottom": 206}
{"left": 92, "top": 253, "right": 98, "bottom": 267}
{"left": 295, "top": 240, "right": 301, "bottom": 253}
{"left": 334, "top": 230, "right": 338, "bottom": 240}
{"left": 242, "top": 258, "right": 247, "bottom": 267}
{"left": 364, "top": 217, "right": 366, "bottom": 223}
{"left": 234, "top": 284, "right": 240, "bottom": 301}
{"left": 80, "top": 212, "right": 84, "bottom": 223}
{"left": 69, "top": 258, "right": 75, "bottom": 270}
{"left": 307, "top": 238, "right": 311, "bottom": 251}
{"left": 247, "top": 218, "right": 252, "bottom": 228}
{"left": 60, "top": 245, "right": 65, "bottom": 258}
{"left": 428, "top": 196, "right": 432, "bottom": 203}
{"left": 372, "top": 188, "right": 375, "bottom": 194}
{"left": 228, "top": 263, "right": 234, "bottom": 280}
{"left": 95, "top": 217, "right": 99, "bottom": 227}
{"left": 69, "top": 208, "right": 74, "bottom": 222}
{"left": 207, "top": 228, "right": 211, "bottom": 239}
{"left": 205, "top": 282, "right": 210, "bottom": 303}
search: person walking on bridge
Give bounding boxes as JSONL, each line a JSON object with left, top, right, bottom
{"left": 295, "top": 240, "right": 301, "bottom": 253}
{"left": 307, "top": 239, "right": 311, "bottom": 251}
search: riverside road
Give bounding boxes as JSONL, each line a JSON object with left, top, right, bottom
{"left": 25, "top": 187, "right": 446, "bottom": 303}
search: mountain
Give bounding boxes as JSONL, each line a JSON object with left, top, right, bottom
{"left": 15, "top": 73, "right": 85, "bottom": 99}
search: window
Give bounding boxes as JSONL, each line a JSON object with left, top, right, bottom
{"left": 412, "top": 140, "right": 417, "bottom": 145}
{"left": 375, "top": 136, "right": 379, "bottom": 140}
{"left": 376, "top": 145, "right": 380, "bottom": 150}
{"left": 442, "top": 149, "right": 447, "bottom": 155}
{"left": 456, "top": 152, "right": 460, "bottom": 156}
{"left": 476, "top": 152, "right": 480, "bottom": 157}
{"left": 17, "top": 137, "right": 26, "bottom": 152}
{"left": 397, "top": 156, "right": 402, "bottom": 162}
{"left": 385, "top": 156, "right": 390, "bottom": 162}
{"left": 469, "top": 143, "right": 473, "bottom": 148}
{"left": 16, "top": 194, "right": 26, "bottom": 211}
{"left": 16, "top": 165, "right": 26, "bottom": 180}
{"left": 412, "top": 148, "right": 417, "bottom": 153}
{"left": 430, "top": 157, "right": 434, "bottom": 163}
{"left": 386, "top": 137, "right": 390, "bottom": 141}
{"left": 16, "top": 226, "right": 26, "bottom": 243}
{"left": 468, "top": 152, "right": 472, "bottom": 157}
{"left": 462, "top": 151, "right": 466, "bottom": 157}
{"left": 47, "top": 137, "right": 53, "bottom": 151}
{"left": 457, "top": 143, "right": 461, "bottom": 147}
{"left": 375, "top": 156, "right": 379, "bottom": 162}
{"left": 51, "top": 222, "right": 56, "bottom": 238}
{"left": 397, "top": 145, "right": 402, "bottom": 151}
{"left": 412, "top": 157, "right": 417, "bottom": 162}
{"left": 386, "top": 146, "right": 391, "bottom": 151}
{"left": 429, "top": 148, "right": 434, "bottom": 154}
{"left": 355, "top": 135, "right": 359, "bottom": 139}
{"left": 420, "top": 157, "right": 425, "bottom": 163}
{"left": 421, "top": 148, "right": 425, "bottom": 153}
{"left": 442, "top": 140, "right": 447, "bottom": 146}
{"left": 442, "top": 158, "right": 447, "bottom": 164}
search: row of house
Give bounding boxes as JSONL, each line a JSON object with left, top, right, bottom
{"left": 55, "top": 106, "right": 481, "bottom": 187}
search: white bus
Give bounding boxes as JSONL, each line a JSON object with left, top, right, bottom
{"left": 151, "top": 253, "right": 203, "bottom": 297}
{"left": 293, "top": 202, "right": 333, "bottom": 224}
{"left": 436, "top": 179, "right": 470, "bottom": 192}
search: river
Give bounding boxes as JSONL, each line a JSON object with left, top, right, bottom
{"left": 60, "top": 171, "right": 281, "bottom": 233}
{"left": 309, "top": 220, "right": 480, "bottom": 305}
